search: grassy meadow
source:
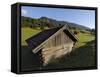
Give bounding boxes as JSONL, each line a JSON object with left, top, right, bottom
{"left": 21, "top": 27, "right": 41, "bottom": 46}
{"left": 76, "top": 32, "right": 95, "bottom": 48}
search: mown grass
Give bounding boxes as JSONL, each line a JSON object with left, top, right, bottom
{"left": 21, "top": 27, "right": 41, "bottom": 46}
{"left": 76, "top": 33, "right": 95, "bottom": 48}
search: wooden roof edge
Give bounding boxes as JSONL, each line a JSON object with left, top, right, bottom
{"left": 32, "top": 26, "right": 66, "bottom": 53}
{"left": 64, "top": 25, "right": 79, "bottom": 41}
{"left": 30, "top": 25, "right": 78, "bottom": 54}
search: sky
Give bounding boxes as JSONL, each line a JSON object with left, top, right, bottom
{"left": 21, "top": 6, "right": 95, "bottom": 29}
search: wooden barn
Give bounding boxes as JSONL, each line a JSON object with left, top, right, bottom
{"left": 26, "top": 26, "right": 78, "bottom": 66}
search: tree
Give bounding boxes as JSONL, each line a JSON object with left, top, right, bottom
{"left": 91, "top": 29, "right": 95, "bottom": 34}
{"left": 74, "top": 30, "right": 79, "bottom": 35}
{"left": 39, "top": 20, "right": 45, "bottom": 30}
{"left": 40, "top": 25, "right": 45, "bottom": 30}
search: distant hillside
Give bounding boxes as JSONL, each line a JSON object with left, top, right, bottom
{"left": 21, "top": 16, "right": 91, "bottom": 31}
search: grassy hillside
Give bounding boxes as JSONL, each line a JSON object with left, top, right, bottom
{"left": 21, "top": 16, "right": 91, "bottom": 31}
{"left": 76, "top": 33, "right": 95, "bottom": 48}
{"left": 21, "top": 27, "right": 41, "bottom": 46}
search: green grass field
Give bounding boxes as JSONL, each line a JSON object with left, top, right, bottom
{"left": 76, "top": 33, "right": 95, "bottom": 48}
{"left": 21, "top": 27, "right": 41, "bottom": 46}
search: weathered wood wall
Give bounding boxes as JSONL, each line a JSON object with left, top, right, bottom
{"left": 42, "top": 31, "right": 74, "bottom": 65}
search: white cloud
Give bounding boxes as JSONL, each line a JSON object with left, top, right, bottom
{"left": 22, "top": 9, "right": 27, "bottom": 15}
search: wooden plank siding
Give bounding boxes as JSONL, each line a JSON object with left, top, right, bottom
{"left": 42, "top": 31, "right": 74, "bottom": 65}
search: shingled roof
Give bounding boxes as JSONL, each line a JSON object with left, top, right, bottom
{"left": 26, "top": 26, "right": 78, "bottom": 52}
{"left": 26, "top": 26, "right": 63, "bottom": 49}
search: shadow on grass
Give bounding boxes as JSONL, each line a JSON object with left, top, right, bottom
{"left": 21, "top": 46, "right": 43, "bottom": 71}
{"left": 21, "top": 40, "right": 96, "bottom": 71}
{"left": 43, "top": 40, "right": 96, "bottom": 69}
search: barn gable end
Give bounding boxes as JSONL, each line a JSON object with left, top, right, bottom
{"left": 42, "top": 31, "right": 75, "bottom": 65}
{"left": 26, "top": 26, "right": 78, "bottom": 53}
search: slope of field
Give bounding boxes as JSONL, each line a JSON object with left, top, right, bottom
{"left": 21, "top": 27, "right": 41, "bottom": 46}
{"left": 76, "top": 33, "right": 95, "bottom": 48}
